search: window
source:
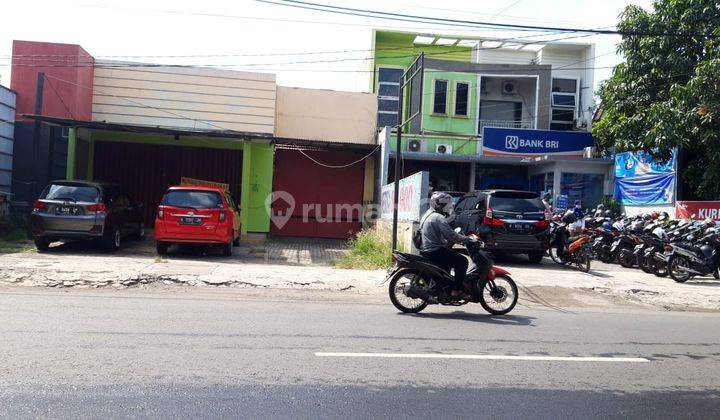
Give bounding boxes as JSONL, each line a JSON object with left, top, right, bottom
{"left": 162, "top": 190, "right": 223, "bottom": 209}
{"left": 552, "top": 78, "right": 577, "bottom": 93}
{"left": 551, "top": 108, "right": 575, "bottom": 131}
{"left": 454, "top": 82, "right": 469, "bottom": 116}
{"left": 433, "top": 80, "right": 448, "bottom": 114}
{"left": 376, "top": 67, "right": 403, "bottom": 128}
{"left": 551, "top": 77, "right": 578, "bottom": 131}
{"left": 41, "top": 183, "right": 100, "bottom": 203}
{"left": 561, "top": 173, "right": 604, "bottom": 209}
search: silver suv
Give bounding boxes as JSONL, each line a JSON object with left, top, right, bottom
{"left": 30, "top": 181, "right": 145, "bottom": 252}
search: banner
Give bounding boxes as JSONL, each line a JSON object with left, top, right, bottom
{"left": 482, "top": 127, "right": 594, "bottom": 157}
{"left": 615, "top": 150, "right": 676, "bottom": 178}
{"left": 380, "top": 171, "right": 430, "bottom": 222}
{"left": 614, "top": 173, "right": 675, "bottom": 205}
{"left": 675, "top": 201, "right": 720, "bottom": 220}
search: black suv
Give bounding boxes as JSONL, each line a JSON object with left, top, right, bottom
{"left": 451, "top": 190, "right": 549, "bottom": 263}
{"left": 30, "top": 180, "right": 145, "bottom": 252}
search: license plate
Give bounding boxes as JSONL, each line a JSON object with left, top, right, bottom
{"left": 511, "top": 223, "right": 528, "bottom": 231}
{"left": 179, "top": 217, "right": 202, "bottom": 225}
{"left": 56, "top": 206, "right": 80, "bottom": 216}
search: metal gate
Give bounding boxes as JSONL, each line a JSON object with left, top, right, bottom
{"left": 93, "top": 141, "right": 243, "bottom": 227}
{"left": 271, "top": 148, "right": 365, "bottom": 238}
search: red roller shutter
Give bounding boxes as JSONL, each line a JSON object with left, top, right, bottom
{"left": 271, "top": 148, "right": 365, "bottom": 239}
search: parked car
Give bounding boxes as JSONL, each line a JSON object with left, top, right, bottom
{"left": 31, "top": 180, "right": 145, "bottom": 252}
{"left": 451, "top": 189, "right": 550, "bottom": 263}
{"left": 154, "top": 186, "right": 241, "bottom": 257}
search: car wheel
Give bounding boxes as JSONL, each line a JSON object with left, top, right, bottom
{"left": 232, "top": 231, "right": 240, "bottom": 247}
{"left": 34, "top": 238, "right": 50, "bottom": 252}
{"left": 132, "top": 222, "right": 145, "bottom": 241}
{"left": 156, "top": 241, "right": 169, "bottom": 256}
{"left": 102, "top": 226, "right": 121, "bottom": 252}
{"left": 527, "top": 251, "right": 544, "bottom": 264}
{"left": 222, "top": 240, "right": 233, "bottom": 257}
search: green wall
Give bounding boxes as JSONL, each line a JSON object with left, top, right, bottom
{"left": 422, "top": 70, "right": 478, "bottom": 136}
{"left": 389, "top": 134, "right": 480, "bottom": 156}
{"left": 85, "top": 130, "right": 273, "bottom": 234}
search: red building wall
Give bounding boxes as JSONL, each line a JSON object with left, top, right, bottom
{"left": 10, "top": 40, "right": 95, "bottom": 121}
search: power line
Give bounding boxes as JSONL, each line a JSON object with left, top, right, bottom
{"left": 258, "top": 0, "right": 714, "bottom": 38}
{"left": 45, "top": 78, "right": 76, "bottom": 120}
{"left": 490, "top": 0, "right": 524, "bottom": 19}
{"left": 293, "top": 145, "right": 380, "bottom": 168}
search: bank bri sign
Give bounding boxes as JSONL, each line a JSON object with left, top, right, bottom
{"left": 482, "top": 127, "right": 594, "bottom": 157}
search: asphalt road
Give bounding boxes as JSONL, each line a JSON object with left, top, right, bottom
{"left": 1, "top": 287, "right": 719, "bottom": 419}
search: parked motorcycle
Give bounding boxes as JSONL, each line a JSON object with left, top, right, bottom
{"left": 667, "top": 231, "right": 720, "bottom": 283}
{"left": 549, "top": 222, "right": 592, "bottom": 272}
{"left": 380, "top": 234, "right": 518, "bottom": 315}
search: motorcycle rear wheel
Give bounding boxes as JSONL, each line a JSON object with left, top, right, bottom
{"left": 668, "top": 255, "right": 692, "bottom": 283}
{"left": 652, "top": 259, "right": 668, "bottom": 277}
{"left": 479, "top": 275, "right": 518, "bottom": 315}
{"left": 549, "top": 244, "right": 569, "bottom": 265}
{"left": 388, "top": 270, "right": 429, "bottom": 313}
{"left": 577, "top": 250, "right": 592, "bottom": 273}
{"left": 618, "top": 249, "right": 636, "bottom": 268}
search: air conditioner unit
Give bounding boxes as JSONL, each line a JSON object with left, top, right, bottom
{"left": 436, "top": 144, "right": 452, "bottom": 154}
{"left": 502, "top": 81, "right": 516, "bottom": 95}
{"left": 408, "top": 139, "right": 422, "bottom": 152}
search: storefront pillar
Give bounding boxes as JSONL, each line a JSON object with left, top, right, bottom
{"left": 66, "top": 127, "right": 77, "bottom": 180}
{"left": 469, "top": 163, "right": 476, "bottom": 191}
{"left": 552, "top": 166, "right": 561, "bottom": 203}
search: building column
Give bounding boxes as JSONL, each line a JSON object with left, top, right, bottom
{"left": 240, "top": 142, "right": 252, "bottom": 235}
{"left": 553, "top": 163, "right": 562, "bottom": 202}
{"left": 468, "top": 163, "right": 476, "bottom": 191}
{"left": 66, "top": 127, "right": 77, "bottom": 180}
{"left": 86, "top": 137, "right": 94, "bottom": 181}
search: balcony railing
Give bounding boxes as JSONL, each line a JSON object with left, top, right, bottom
{"left": 478, "top": 119, "right": 535, "bottom": 132}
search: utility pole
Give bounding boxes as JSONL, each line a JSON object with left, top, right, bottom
{"left": 391, "top": 76, "right": 404, "bottom": 251}
{"left": 32, "top": 72, "right": 45, "bottom": 196}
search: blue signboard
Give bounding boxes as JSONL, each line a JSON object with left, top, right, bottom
{"left": 614, "top": 150, "right": 676, "bottom": 178}
{"left": 482, "top": 127, "right": 594, "bottom": 157}
{"left": 614, "top": 173, "right": 675, "bottom": 205}
{"left": 555, "top": 194, "right": 569, "bottom": 211}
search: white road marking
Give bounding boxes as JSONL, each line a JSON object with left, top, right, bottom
{"left": 315, "top": 352, "right": 649, "bottom": 363}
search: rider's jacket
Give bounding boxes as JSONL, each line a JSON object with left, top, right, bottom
{"left": 419, "top": 210, "right": 468, "bottom": 253}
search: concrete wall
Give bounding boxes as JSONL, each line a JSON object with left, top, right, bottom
{"left": 0, "top": 86, "right": 15, "bottom": 196}
{"left": 275, "top": 86, "right": 377, "bottom": 143}
{"left": 92, "top": 62, "right": 276, "bottom": 134}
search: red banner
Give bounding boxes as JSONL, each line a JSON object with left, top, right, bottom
{"left": 675, "top": 201, "right": 720, "bottom": 220}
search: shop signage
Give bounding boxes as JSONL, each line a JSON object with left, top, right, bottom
{"left": 555, "top": 194, "right": 569, "bottom": 211}
{"left": 675, "top": 201, "right": 720, "bottom": 221}
{"left": 482, "top": 128, "right": 594, "bottom": 157}
{"left": 380, "top": 171, "right": 429, "bottom": 222}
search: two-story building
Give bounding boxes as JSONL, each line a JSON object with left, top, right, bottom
{"left": 371, "top": 30, "right": 613, "bottom": 209}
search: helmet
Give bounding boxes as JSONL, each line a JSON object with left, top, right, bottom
{"left": 429, "top": 192, "right": 455, "bottom": 215}
{"left": 604, "top": 209, "right": 613, "bottom": 218}
{"left": 705, "top": 218, "right": 715, "bottom": 226}
{"left": 658, "top": 212, "right": 669, "bottom": 222}
{"left": 574, "top": 200, "right": 582, "bottom": 208}
{"left": 561, "top": 210, "right": 577, "bottom": 224}
{"left": 601, "top": 221, "right": 612, "bottom": 231}
{"left": 652, "top": 226, "right": 668, "bottom": 240}
{"left": 651, "top": 211, "right": 659, "bottom": 220}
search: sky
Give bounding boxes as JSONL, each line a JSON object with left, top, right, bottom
{"left": 0, "top": 0, "right": 654, "bottom": 93}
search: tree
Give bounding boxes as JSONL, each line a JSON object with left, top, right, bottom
{"left": 593, "top": 0, "right": 720, "bottom": 200}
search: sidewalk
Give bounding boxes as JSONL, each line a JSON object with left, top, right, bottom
{"left": 1, "top": 249, "right": 719, "bottom": 312}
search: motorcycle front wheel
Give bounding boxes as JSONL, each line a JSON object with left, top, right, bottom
{"left": 479, "top": 275, "right": 518, "bottom": 315}
{"left": 668, "top": 255, "right": 692, "bottom": 283}
{"left": 577, "top": 247, "right": 592, "bottom": 273}
{"left": 618, "top": 249, "right": 636, "bottom": 268}
{"left": 388, "top": 270, "right": 429, "bottom": 313}
{"left": 549, "top": 243, "right": 569, "bottom": 265}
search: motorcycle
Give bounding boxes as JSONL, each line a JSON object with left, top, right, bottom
{"left": 667, "top": 231, "right": 720, "bottom": 283}
{"left": 380, "top": 234, "right": 518, "bottom": 315}
{"left": 549, "top": 222, "right": 592, "bottom": 272}
{"left": 592, "top": 227, "right": 617, "bottom": 264}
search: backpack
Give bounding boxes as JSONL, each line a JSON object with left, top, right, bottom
{"left": 412, "top": 211, "right": 433, "bottom": 249}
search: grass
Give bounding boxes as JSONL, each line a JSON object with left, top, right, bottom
{"left": 0, "top": 228, "right": 34, "bottom": 254}
{"left": 334, "top": 228, "right": 393, "bottom": 270}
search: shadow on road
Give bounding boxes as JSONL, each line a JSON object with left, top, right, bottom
{"left": 407, "top": 311, "right": 536, "bottom": 326}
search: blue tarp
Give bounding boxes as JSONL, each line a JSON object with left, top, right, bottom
{"left": 614, "top": 150, "right": 676, "bottom": 178}
{"left": 614, "top": 173, "right": 675, "bottom": 205}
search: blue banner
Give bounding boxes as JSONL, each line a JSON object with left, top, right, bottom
{"left": 482, "top": 127, "right": 594, "bottom": 157}
{"left": 614, "top": 150, "right": 676, "bottom": 178}
{"left": 614, "top": 173, "right": 675, "bottom": 205}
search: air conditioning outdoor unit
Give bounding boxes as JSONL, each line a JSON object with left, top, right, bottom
{"left": 502, "top": 81, "right": 516, "bottom": 95}
{"left": 408, "top": 139, "right": 422, "bottom": 152}
{"left": 436, "top": 144, "right": 452, "bottom": 154}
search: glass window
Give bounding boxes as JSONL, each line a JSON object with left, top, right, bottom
{"left": 552, "top": 78, "right": 577, "bottom": 93}
{"left": 561, "top": 173, "right": 604, "bottom": 208}
{"left": 551, "top": 94, "right": 576, "bottom": 108}
{"left": 378, "top": 67, "right": 403, "bottom": 83}
{"left": 378, "top": 113, "right": 397, "bottom": 127}
{"left": 162, "top": 190, "right": 224, "bottom": 209}
{"left": 490, "top": 196, "right": 544, "bottom": 212}
{"left": 433, "top": 80, "right": 448, "bottom": 114}
{"left": 377, "top": 67, "right": 403, "bottom": 128}
{"left": 378, "top": 84, "right": 399, "bottom": 97}
{"left": 41, "top": 183, "right": 100, "bottom": 203}
{"left": 552, "top": 109, "right": 574, "bottom": 122}
{"left": 454, "top": 82, "right": 469, "bottom": 116}
{"left": 378, "top": 98, "right": 399, "bottom": 112}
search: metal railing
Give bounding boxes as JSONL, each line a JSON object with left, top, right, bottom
{"left": 478, "top": 119, "right": 535, "bottom": 131}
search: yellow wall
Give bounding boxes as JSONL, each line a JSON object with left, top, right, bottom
{"left": 275, "top": 86, "right": 377, "bottom": 144}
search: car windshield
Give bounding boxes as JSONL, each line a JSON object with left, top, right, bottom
{"left": 490, "top": 196, "right": 544, "bottom": 213}
{"left": 41, "top": 184, "right": 100, "bottom": 203}
{"left": 162, "top": 190, "right": 223, "bottom": 209}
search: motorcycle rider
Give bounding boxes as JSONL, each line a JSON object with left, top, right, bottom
{"left": 594, "top": 204, "right": 606, "bottom": 218}
{"left": 573, "top": 200, "right": 585, "bottom": 219}
{"left": 419, "top": 192, "right": 486, "bottom": 298}
{"left": 541, "top": 192, "right": 553, "bottom": 212}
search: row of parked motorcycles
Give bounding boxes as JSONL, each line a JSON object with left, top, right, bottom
{"left": 548, "top": 209, "right": 720, "bottom": 283}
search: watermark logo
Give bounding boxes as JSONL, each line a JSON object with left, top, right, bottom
{"left": 505, "top": 135, "right": 519, "bottom": 150}
{"left": 265, "top": 190, "right": 295, "bottom": 229}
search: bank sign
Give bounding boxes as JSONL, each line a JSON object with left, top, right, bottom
{"left": 482, "top": 127, "right": 594, "bottom": 157}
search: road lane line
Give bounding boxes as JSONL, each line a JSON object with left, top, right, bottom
{"left": 315, "top": 352, "right": 649, "bottom": 363}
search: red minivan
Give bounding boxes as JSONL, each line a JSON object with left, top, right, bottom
{"left": 154, "top": 186, "right": 241, "bottom": 256}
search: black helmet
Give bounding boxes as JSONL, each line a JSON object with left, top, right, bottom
{"left": 429, "top": 192, "right": 454, "bottom": 215}
{"left": 658, "top": 211, "right": 670, "bottom": 221}
{"left": 561, "top": 210, "right": 577, "bottom": 224}
{"left": 604, "top": 209, "right": 613, "bottom": 218}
